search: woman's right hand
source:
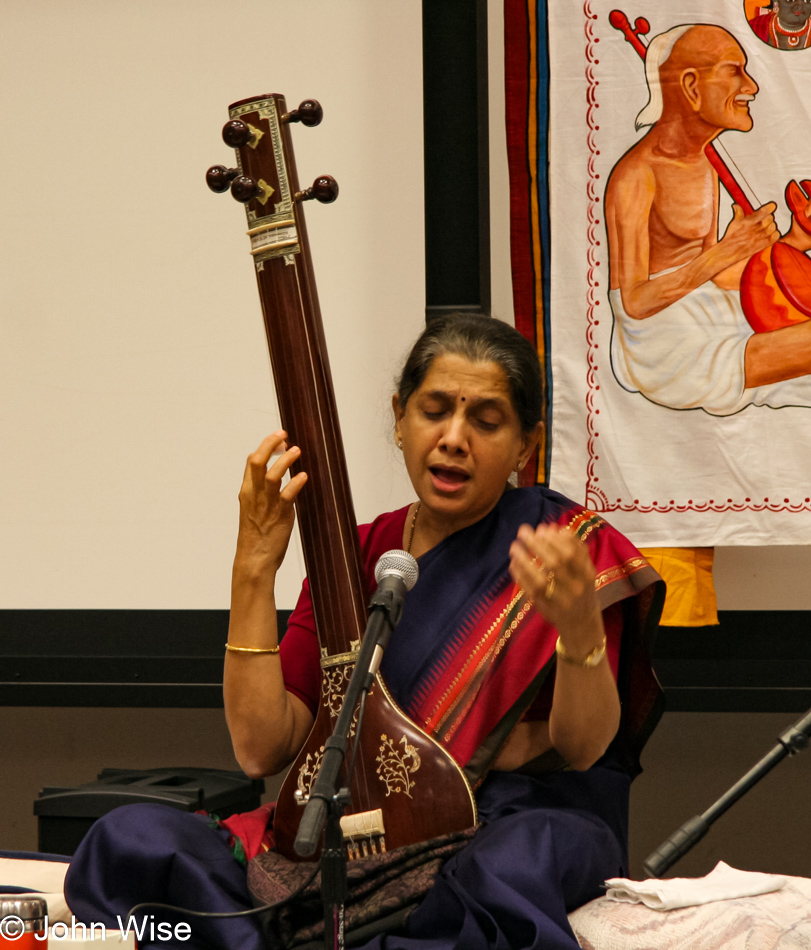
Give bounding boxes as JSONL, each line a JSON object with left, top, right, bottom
{"left": 235, "top": 430, "right": 308, "bottom": 574}
{"left": 226, "top": 431, "right": 314, "bottom": 778}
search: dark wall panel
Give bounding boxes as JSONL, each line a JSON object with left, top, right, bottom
{"left": 2, "top": 609, "right": 808, "bottom": 711}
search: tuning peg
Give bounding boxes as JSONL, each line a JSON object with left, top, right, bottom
{"left": 230, "top": 175, "right": 261, "bottom": 203}
{"left": 282, "top": 99, "right": 323, "bottom": 127}
{"left": 295, "top": 175, "right": 339, "bottom": 204}
{"left": 206, "top": 165, "right": 240, "bottom": 193}
{"left": 222, "top": 120, "right": 256, "bottom": 149}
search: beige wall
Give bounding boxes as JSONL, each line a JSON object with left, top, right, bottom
{"left": 1, "top": 0, "right": 423, "bottom": 612}
{"left": 5, "top": 2, "right": 809, "bottom": 606}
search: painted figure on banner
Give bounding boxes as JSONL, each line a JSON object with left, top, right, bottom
{"left": 605, "top": 20, "right": 811, "bottom": 416}
{"left": 747, "top": 0, "right": 811, "bottom": 50}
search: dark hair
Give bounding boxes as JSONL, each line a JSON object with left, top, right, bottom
{"left": 396, "top": 313, "right": 544, "bottom": 432}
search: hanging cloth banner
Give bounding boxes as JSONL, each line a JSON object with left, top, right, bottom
{"left": 510, "top": 0, "right": 811, "bottom": 546}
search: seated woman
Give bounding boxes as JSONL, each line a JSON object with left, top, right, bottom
{"left": 66, "top": 313, "right": 663, "bottom": 949}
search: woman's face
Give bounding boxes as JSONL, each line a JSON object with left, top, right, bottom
{"left": 393, "top": 353, "right": 541, "bottom": 537}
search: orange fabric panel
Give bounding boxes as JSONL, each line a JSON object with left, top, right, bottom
{"left": 638, "top": 547, "right": 718, "bottom": 627}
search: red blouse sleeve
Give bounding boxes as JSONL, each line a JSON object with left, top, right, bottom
{"left": 278, "top": 577, "right": 322, "bottom": 714}
{"left": 279, "top": 506, "right": 410, "bottom": 715}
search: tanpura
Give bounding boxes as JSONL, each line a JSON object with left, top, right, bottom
{"left": 206, "top": 94, "right": 476, "bottom": 862}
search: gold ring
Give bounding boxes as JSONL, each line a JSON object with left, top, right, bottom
{"left": 545, "top": 571, "right": 556, "bottom": 600}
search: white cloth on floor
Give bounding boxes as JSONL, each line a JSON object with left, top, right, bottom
{"left": 604, "top": 860, "right": 787, "bottom": 911}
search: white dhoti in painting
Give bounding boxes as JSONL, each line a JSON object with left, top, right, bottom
{"left": 610, "top": 279, "right": 811, "bottom": 416}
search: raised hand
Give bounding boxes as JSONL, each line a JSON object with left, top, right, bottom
{"left": 226, "top": 432, "right": 314, "bottom": 777}
{"left": 236, "top": 430, "right": 308, "bottom": 574}
{"left": 510, "top": 522, "right": 619, "bottom": 770}
{"left": 509, "top": 523, "right": 603, "bottom": 656}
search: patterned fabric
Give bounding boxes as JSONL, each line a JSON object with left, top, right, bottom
{"left": 280, "top": 486, "right": 663, "bottom": 786}
{"left": 507, "top": 1, "right": 811, "bottom": 545}
{"left": 247, "top": 828, "right": 476, "bottom": 949}
{"left": 504, "top": 0, "right": 552, "bottom": 484}
{"left": 217, "top": 802, "right": 275, "bottom": 864}
{"left": 570, "top": 876, "right": 811, "bottom": 949}
{"left": 246, "top": 486, "right": 664, "bottom": 948}
{"left": 379, "top": 486, "right": 664, "bottom": 785}
{"left": 351, "top": 769, "right": 632, "bottom": 950}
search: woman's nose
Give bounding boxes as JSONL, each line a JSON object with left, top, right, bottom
{"left": 439, "top": 414, "right": 469, "bottom": 452}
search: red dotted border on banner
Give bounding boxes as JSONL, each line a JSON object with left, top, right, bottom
{"left": 580, "top": 1, "right": 811, "bottom": 515}
{"left": 584, "top": 1, "right": 607, "bottom": 511}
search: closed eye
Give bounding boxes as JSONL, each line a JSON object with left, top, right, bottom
{"left": 474, "top": 417, "right": 500, "bottom": 432}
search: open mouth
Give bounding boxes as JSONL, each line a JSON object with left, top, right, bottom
{"left": 430, "top": 466, "right": 470, "bottom": 490}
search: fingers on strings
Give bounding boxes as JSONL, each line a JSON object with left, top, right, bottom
{"left": 245, "top": 431, "right": 308, "bottom": 501}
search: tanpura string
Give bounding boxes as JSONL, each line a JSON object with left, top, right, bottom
{"left": 291, "top": 268, "right": 375, "bottom": 815}
{"left": 292, "top": 266, "right": 366, "bottom": 637}
{"left": 346, "top": 689, "right": 368, "bottom": 800}
{"left": 712, "top": 140, "right": 761, "bottom": 209}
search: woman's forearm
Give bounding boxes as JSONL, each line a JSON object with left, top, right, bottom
{"left": 224, "top": 557, "right": 313, "bottom": 778}
{"left": 224, "top": 433, "right": 314, "bottom": 777}
{"left": 547, "top": 615, "right": 620, "bottom": 771}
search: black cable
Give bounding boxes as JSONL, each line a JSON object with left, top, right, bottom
{"left": 125, "top": 861, "right": 320, "bottom": 922}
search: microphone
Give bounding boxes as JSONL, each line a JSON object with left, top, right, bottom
{"left": 369, "top": 550, "right": 418, "bottom": 675}
{"left": 293, "top": 549, "right": 418, "bottom": 857}
{"left": 374, "top": 549, "right": 419, "bottom": 594}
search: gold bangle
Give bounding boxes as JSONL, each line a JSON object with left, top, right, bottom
{"left": 555, "top": 634, "right": 606, "bottom": 668}
{"left": 225, "top": 643, "right": 280, "bottom": 655}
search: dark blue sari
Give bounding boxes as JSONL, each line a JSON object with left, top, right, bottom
{"left": 66, "top": 487, "right": 663, "bottom": 949}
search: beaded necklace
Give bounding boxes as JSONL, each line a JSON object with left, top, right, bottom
{"left": 771, "top": 11, "right": 811, "bottom": 48}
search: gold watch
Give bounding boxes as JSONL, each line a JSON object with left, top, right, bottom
{"left": 555, "top": 634, "right": 607, "bottom": 668}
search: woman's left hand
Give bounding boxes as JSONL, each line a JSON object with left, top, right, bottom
{"left": 510, "top": 522, "right": 619, "bottom": 770}
{"left": 509, "top": 523, "right": 602, "bottom": 653}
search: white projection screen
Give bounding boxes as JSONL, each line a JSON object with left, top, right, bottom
{"left": 0, "top": 1, "right": 423, "bottom": 611}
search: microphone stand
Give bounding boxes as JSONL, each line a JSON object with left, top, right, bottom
{"left": 643, "top": 707, "right": 811, "bottom": 878}
{"left": 294, "top": 582, "right": 408, "bottom": 950}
